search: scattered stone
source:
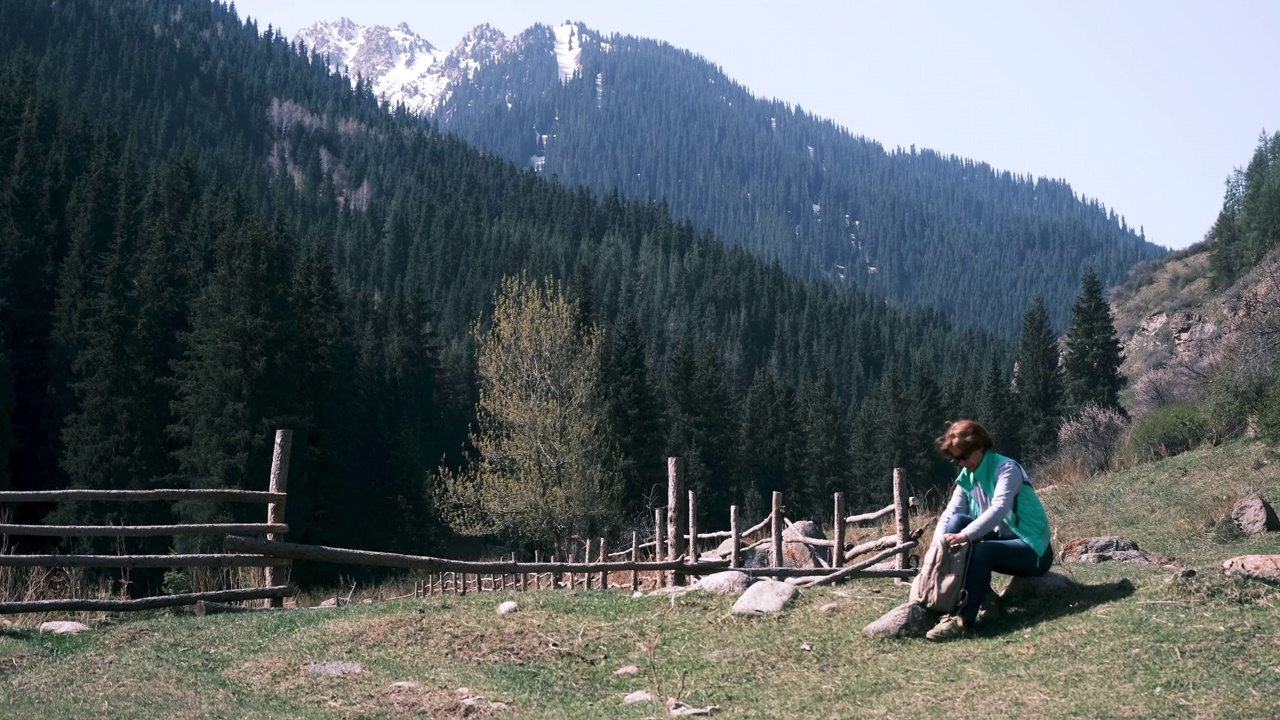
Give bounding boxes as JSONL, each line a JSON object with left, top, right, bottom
{"left": 863, "top": 602, "right": 937, "bottom": 639}
{"left": 39, "top": 621, "right": 89, "bottom": 635}
{"left": 317, "top": 597, "right": 348, "bottom": 608}
{"left": 497, "top": 601, "right": 519, "bottom": 616}
{"left": 694, "top": 571, "right": 752, "bottom": 595}
{"left": 1231, "top": 494, "right": 1280, "bottom": 535}
{"left": 0, "top": 618, "right": 14, "bottom": 631}
{"left": 799, "top": 642, "right": 812, "bottom": 652}
{"left": 361, "top": 598, "right": 373, "bottom": 604}
{"left": 302, "top": 661, "right": 362, "bottom": 676}
{"left": 818, "top": 602, "right": 838, "bottom": 614}
{"left": 391, "top": 681, "right": 421, "bottom": 690}
{"left": 730, "top": 579, "right": 798, "bottom": 616}
{"left": 1000, "top": 571, "right": 1080, "bottom": 604}
{"left": 668, "top": 697, "right": 719, "bottom": 716}
{"left": 614, "top": 665, "right": 640, "bottom": 676}
{"left": 632, "top": 591, "right": 644, "bottom": 599}
{"left": 1060, "top": 536, "right": 1153, "bottom": 564}
{"left": 623, "top": 690, "right": 654, "bottom": 704}
{"left": 1222, "top": 555, "right": 1280, "bottom": 584}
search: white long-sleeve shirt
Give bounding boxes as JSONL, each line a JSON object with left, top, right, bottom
{"left": 937, "top": 459, "right": 1026, "bottom": 542}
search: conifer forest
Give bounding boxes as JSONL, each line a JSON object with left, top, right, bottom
{"left": 0, "top": 1, "right": 1155, "bottom": 588}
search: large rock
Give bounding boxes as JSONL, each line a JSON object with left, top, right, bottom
{"left": 694, "top": 570, "right": 752, "bottom": 595}
{"left": 1231, "top": 494, "right": 1280, "bottom": 535}
{"left": 730, "top": 579, "right": 798, "bottom": 616}
{"left": 1060, "top": 536, "right": 1153, "bottom": 564}
{"left": 1222, "top": 555, "right": 1280, "bottom": 584}
{"left": 709, "top": 520, "right": 829, "bottom": 569}
{"left": 39, "top": 621, "right": 89, "bottom": 635}
{"left": 999, "top": 571, "right": 1079, "bottom": 604}
{"left": 863, "top": 602, "right": 938, "bottom": 638}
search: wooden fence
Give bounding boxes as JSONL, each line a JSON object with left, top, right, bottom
{"left": 0, "top": 430, "right": 297, "bottom": 614}
{"left": 225, "top": 459, "right": 921, "bottom": 596}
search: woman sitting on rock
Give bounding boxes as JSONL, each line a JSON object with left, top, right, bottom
{"left": 926, "top": 419, "right": 1054, "bottom": 641}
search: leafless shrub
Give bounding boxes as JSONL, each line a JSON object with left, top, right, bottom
{"left": 1056, "top": 404, "right": 1129, "bottom": 477}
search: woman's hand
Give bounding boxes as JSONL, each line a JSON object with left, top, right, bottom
{"left": 943, "top": 533, "right": 969, "bottom": 549}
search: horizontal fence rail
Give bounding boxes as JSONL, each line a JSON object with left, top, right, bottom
{"left": 0, "top": 489, "right": 286, "bottom": 504}
{"left": 0, "top": 523, "right": 288, "bottom": 538}
{"left": 0, "top": 554, "right": 288, "bottom": 569}
{"left": 0, "top": 585, "right": 296, "bottom": 614}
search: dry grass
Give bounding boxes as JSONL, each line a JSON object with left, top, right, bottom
{"left": 3, "top": 440, "right": 1280, "bottom": 718}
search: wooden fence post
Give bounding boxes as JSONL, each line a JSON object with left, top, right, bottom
{"left": 653, "top": 507, "right": 665, "bottom": 588}
{"left": 893, "top": 468, "right": 910, "bottom": 574}
{"left": 265, "top": 429, "right": 292, "bottom": 607}
{"left": 667, "top": 458, "right": 685, "bottom": 586}
{"left": 584, "top": 539, "right": 593, "bottom": 590}
{"left": 729, "top": 504, "right": 740, "bottom": 569}
{"left": 832, "top": 492, "right": 846, "bottom": 568}
{"left": 630, "top": 531, "right": 640, "bottom": 593}
{"left": 771, "top": 491, "right": 783, "bottom": 568}
{"left": 535, "top": 551, "right": 542, "bottom": 591}
{"left": 686, "top": 490, "right": 698, "bottom": 567}
{"left": 598, "top": 538, "right": 607, "bottom": 590}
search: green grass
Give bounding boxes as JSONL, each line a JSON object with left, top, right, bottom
{"left": 3, "top": 442, "right": 1280, "bottom": 718}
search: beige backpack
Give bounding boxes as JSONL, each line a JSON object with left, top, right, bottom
{"left": 910, "top": 538, "right": 971, "bottom": 613}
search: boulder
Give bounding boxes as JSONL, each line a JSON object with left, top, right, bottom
{"left": 709, "top": 520, "right": 827, "bottom": 569}
{"left": 496, "top": 601, "right": 519, "bottom": 616}
{"left": 863, "top": 602, "right": 938, "bottom": 638}
{"left": 317, "top": 597, "right": 348, "bottom": 607}
{"left": 1060, "top": 536, "right": 1153, "bottom": 564}
{"left": 39, "top": 621, "right": 89, "bottom": 635}
{"left": 0, "top": 618, "right": 13, "bottom": 631}
{"left": 730, "top": 579, "right": 798, "bottom": 616}
{"left": 693, "top": 570, "right": 752, "bottom": 596}
{"left": 1222, "top": 555, "right": 1280, "bottom": 584}
{"left": 999, "top": 571, "right": 1080, "bottom": 604}
{"left": 1231, "top": 494, "right": 1280, "bottom": 535}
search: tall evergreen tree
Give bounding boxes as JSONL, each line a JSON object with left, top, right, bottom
{"left": 167, "top": 218, "right": 296, "bottom": 550}
{"left": 599, "top": 312, "right": 665, "bottom": 514}
{"left": 0, "top": 343, "right": 14, "bottom": 491}
{"left": 796, "top": 368, "right": 848, "bottom": 519}
{"left": 1013, "top": 296, "right": 1063, "bottom": 463}
{"left": 738, "top": 367, "right": 798, "bottom": 524}
{"left": 1062, "top": 269, "right": 1126, "bottom": 414}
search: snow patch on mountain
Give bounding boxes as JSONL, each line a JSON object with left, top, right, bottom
{"left": 553, "top": 23, "right": 584, "bottom": 83}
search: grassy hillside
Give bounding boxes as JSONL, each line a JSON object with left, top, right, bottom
{"left": 2, "top": 442, "right": 1279, "bottom": 718}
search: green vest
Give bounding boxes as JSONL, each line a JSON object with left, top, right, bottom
{"left": 955, "top": 452, "right": 1052, "bottom": 556}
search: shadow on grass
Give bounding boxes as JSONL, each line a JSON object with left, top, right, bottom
{"left": 978, "top": 578, "right": 1137, "bottom": 638}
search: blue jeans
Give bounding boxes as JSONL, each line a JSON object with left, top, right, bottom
{"left": 943, "top": 513, "right": 1053, "bottom": 624}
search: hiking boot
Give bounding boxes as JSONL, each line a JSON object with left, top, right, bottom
{"left": 925, "top": 615, "right": 973, "bottom": 642}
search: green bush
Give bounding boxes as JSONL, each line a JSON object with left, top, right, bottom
{"left": 1258, "top": 383, "right": 1280, "bottom": 442}
{"left": 1125, "top": 405, "right": 1211, "bottom": 462}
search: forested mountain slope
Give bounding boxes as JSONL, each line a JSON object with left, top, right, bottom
{"left": 0, "top": 1, "right": 1025, "bottom": 579}
{"left": 320, "top": 20, "right": 1168, "bottom": 338}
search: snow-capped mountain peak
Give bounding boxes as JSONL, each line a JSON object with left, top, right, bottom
{"left": 294, "top": 19, "right": 515, "bottom": 114}
{"left": 294, "top": 20, "right": 596, "bottom": 115}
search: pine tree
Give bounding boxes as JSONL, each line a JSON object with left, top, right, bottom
{"left": 1062, "top": 269, "right": 1126, "bottom": 414}
{"left": 167, "top": 218, "right": 296, "bottom": 550}
{"left": 1013, "top": 296, "right": 1063, "bottom": 463}
{"left": 0, "top": 342, "right": 14, "bottom": 491}
{"left": 796, "top": 368, "right": 848, "bottom": 519}
{"left": 599, "top": 312, "right": 665, "bottom": 515}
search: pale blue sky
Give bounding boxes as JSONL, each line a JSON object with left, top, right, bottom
{"left": 233, "top": 0, "right": 1280, "bottom": 251}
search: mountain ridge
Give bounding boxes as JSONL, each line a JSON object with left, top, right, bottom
{"left": 295, "top": 17, "right": 1166, "bottom": 338}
